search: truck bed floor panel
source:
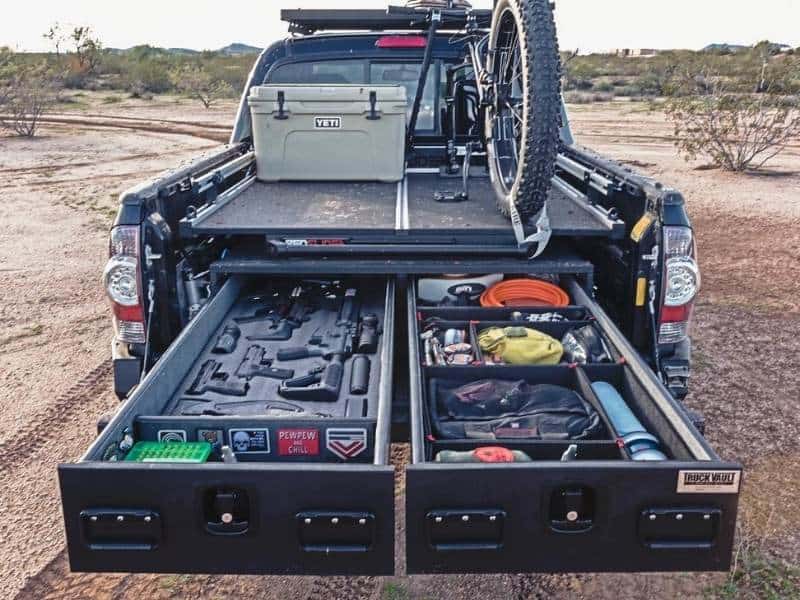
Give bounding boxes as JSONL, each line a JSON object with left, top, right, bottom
{"left": 183, "top": 173, "right": 619, "bottom": 242}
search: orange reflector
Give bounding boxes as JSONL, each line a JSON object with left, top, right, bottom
{"left": 635, "top": 277, "right": 647, "bottom": 307}
{"left": 631, "top": 213, "right": 655, "bottom": 243}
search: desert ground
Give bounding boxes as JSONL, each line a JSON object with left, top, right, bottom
{"left": 1, "top": 93, "right": 798, "bottom": 599}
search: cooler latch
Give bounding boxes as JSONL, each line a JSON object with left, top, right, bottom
{"left": 275, "top": 90, "right": 289, "bottom": 120}
{"left": 366, "top": 91, "right": 380, "bottom": 120}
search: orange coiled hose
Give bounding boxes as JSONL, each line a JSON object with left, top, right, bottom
{"left": 480, "top": 279, "right": 570, "bottom": 308}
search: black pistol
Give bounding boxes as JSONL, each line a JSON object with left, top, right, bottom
{"left": 247, "top": 289, "right": 312, "bottom": 342}
{"left": 187, "top": 360, "right": 249, "bottom": 397}
{"left": 236, "top": 345, "right": 295, "bottom": 381}
{"left": 279, "top": 360, "right": 344, "bottom": 402}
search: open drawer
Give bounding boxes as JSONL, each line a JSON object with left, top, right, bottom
{"left": 406, "top": 277, "right": 742, "bottom": 574}
{"left": 59, "top": 275, "right": 395, "bottom": 575}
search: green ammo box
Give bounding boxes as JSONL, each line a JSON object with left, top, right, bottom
{"left": 125, "top": 441, "right": 212, "bottom": 463}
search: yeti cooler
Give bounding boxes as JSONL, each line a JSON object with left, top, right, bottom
{"left": 248, "top": 84, "right": 407, "bottom": 182}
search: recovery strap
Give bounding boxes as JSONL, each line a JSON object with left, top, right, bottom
{"left": 508, "top": 197, "right": 552, "bottom": 259}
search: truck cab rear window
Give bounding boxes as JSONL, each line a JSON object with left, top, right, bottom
{"left": 266, "top": 59, "right": 438, "bottom": 132}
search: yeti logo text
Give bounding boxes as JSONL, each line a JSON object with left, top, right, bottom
{"left": 314, "top": 116, "right": 341, "bottom": 129}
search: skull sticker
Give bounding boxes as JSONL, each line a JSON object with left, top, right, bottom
{"left": 228, "top": 429, "right": 270, "bottom": 454}
{"left": 232, "top": 431, "right": 251, "bottom": 452}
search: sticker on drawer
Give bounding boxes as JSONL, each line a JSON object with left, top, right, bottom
{"left": 229, "top": 429, "right": 270, "bottom": 454}
{"left": 677, "top": 470, "right": 741, "bottom": 494}
{"left": 197, "top": 429, "right": 224, "bottom": 446}
{"left": 278, "top": 428, "right": 320, "bottom": 456}
{"left": 158, "top": 429, "right": 187, "bottom": 443}
{"left": 326, "top": 428, "right": 367, "bottom": 460}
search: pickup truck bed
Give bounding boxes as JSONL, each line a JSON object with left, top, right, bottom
{"left": 59, "top": 269, "right": 740, "bottom": 576}
{"left": 181, "top": 169, "right": 625, "bottom": 250}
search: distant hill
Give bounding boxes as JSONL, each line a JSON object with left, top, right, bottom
{"left": 167, "top": 47, "right": 201, "bottom": 56}
{"left": 703, "top": 43, "right": 749, "bottom": 54}
{"left": 217, "top": 43, "right": 262, "bottom": 55}
{"left": 105, "top": 43, "right": 261, "bottom": 56}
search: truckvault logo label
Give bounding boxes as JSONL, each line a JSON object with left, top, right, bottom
{"left": 314, "top": 116, "right": 341, "bottom": 129}
{"left": 677, "top": 470, "right": 741, "bottom": 494}
{"left": 326, "top": 428, "right": 367, "bottom": 460}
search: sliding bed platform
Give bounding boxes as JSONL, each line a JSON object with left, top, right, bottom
{"left": 180, "top": 172, "right": 625, "bottom": 253}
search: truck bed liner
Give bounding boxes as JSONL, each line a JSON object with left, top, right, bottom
{"left": 182, "top": 172, "right": 624, "bottom": 244}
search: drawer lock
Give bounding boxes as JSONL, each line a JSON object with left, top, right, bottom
{"left": 204, "top": 488, "right": 250, "bottom": 535}
{"left": 550, "top": 486, "right": 595, "bottom": 533}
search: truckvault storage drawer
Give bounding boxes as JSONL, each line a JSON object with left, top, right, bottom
{"left": 59, "top": 276, "right": 395, "bottom": 575}
{"left": 248, "top": 84, "right": 407, "bottom": 183}
{"left": 405, "top": 277, "right": 742, "bottom": 573}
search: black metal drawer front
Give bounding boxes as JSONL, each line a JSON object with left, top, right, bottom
{"left": 61, "top": 464, "right": 394, "bottom": 575}
{"left": 406, "top": 464, "right": 740, "bottom": 574}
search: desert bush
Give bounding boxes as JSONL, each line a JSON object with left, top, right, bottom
{"left": 124, "top": 58, "right": 172, "bottom": 94}
{"left": 665, "top": 65, "right": 800, "bottom": 171}
{"left": 564, "top": 91, "right": 613, "bottom": 104}
{"left": 171, "top": 64, "right": 235, "bottom": 108}
{"left": 0, "top": 57, "right": 58, "bottom": 137}
{"left": 70, "top": 26, "right": 103, "bottom": 74}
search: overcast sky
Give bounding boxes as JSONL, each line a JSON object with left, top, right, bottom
{"left": 3, "top": 0, "right": 799, "bottom": 54}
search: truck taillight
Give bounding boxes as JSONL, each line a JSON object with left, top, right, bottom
{"left": 658, "top": 226, "right": 700, "bottom": 345}
{"left": 105, "top": 226, "right": 145, "bottom": 344}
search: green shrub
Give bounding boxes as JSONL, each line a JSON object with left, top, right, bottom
{"left": 124, "top": 58, "right": 172, "bottom": 94}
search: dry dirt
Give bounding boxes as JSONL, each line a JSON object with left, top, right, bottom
{"left": 1, "top": 94, "right": 798, "bottom": 600}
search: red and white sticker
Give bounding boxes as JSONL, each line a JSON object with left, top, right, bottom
{"left": 326, "top": 428, "right": 367, "bottom": 460}
{"left": 278, "top": 428, "right": 320, "bottom": 456}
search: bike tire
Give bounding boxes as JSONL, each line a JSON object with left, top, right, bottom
{"left": 485, "top": 0, "right": 562, "bottom": 221}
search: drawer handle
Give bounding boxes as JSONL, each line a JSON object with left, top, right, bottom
{"left": 80, "top": 508, "right": 161, "bottom": 551}
{"left": 426, "top": 509, "right": 506, "bottom": 552}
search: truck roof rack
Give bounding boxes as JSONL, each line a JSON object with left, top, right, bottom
{"left": 280, "top": 7, "right": 492, "bottom": 34}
